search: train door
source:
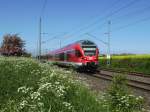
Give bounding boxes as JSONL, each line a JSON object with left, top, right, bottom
{"left": 64, "top": 51, "right": 67, "bottom": 61}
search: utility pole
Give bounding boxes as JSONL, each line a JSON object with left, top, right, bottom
{"left": 107, "top": 20, "right": 111, "bottom": 66}
{"left": 60, "top": 39, "right": 61, "bottom": 48}
{"left": 39, "top": 17, "right": 42, "bottom": 60}
{"left": 36, "top": 33, "right": 39, "bottom": 59}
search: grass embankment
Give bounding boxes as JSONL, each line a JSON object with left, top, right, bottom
{"left": 99, "top": 55, "right": 150, "bottom": 74}
{"left": 0, "top": 57, "right": 105, "bottom": 112}
{"left": 0, "top": 57, "right": 144, "bottom": 112}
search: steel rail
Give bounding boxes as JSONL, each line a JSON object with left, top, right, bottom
{"left": 93, "top": 70, "right": 150, "bottom": 91}
{"left": 100, "top": 68, "right": 150, "bottom": 77}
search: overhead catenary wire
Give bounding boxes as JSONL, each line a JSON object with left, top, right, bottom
{"left": 87, "top": 5, "right": 150, "bottom": 34}
{"left": 112, "top": 5, "right": 150, "bottom": 22}
{"left": 78, "top": 2, "right": 150, "bottom": 44}
{"left": 62, "top": 0, "right": 122, "bottom": 38}
{"left": 81, "top": 10, "right": 150, "bottom": 53}
{"left": 40, "top": 0, "right": 47, "bottom": 17}
{"left": 76, "top": 0, "right": 139, "bottom": 33}
{"left": 63, "top": 0, "right": 140, "bottom": 39}
{"left": 45, "top": 0, "right": 139, "bottom": 48}
{"left": 64, "top": 0, "right": 140, "bottom": 47}
{"left": 93, "top": 15, "right": 150, "bottom": 37}
{"left": 38, "top": 0, "right": 148, "bottom": 54}
{"left": 106, "top": 17, "right": 150, "bottom": 35}
{"left": 113, "top": 16, "right": 150, "bottom": 32}
{"left": 42, "top": 32, "right": 67, "bottom": 44}
{"left": 86, "top": 33, "right": 108, "bottom": 45}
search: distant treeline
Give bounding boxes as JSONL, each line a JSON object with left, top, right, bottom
{"left": 100, "top": 53, "right": 135, "bottom": 57}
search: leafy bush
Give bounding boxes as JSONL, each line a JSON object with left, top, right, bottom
{"left": 99, "top": 74, "right": 144, "bottom": 112}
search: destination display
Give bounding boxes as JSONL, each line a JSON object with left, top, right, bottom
{"left": 83, "top": 48, "right": 96, "bottom": 51}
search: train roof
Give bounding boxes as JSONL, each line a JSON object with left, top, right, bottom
{"left": 49, "top": 40, "right": 97, "bottom": 54}
{"left": 64, "top": 40, "right": 96, "bottom": 48}
{"left": 75, "top": 40, "right": 96, "bottom": 46}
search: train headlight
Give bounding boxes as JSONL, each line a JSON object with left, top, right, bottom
{"left": 82, "top": 57, "right": 87, "bottom": 60}
{"left": 84, "top": 57, "right": 87, "bottom": 60}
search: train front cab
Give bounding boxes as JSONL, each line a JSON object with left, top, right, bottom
{"left": 76, "top": 40, "right": 99, "bottom": 71}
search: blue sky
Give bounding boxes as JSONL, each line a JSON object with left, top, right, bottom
{"left": 0, "top": 0, "right": 150, "bottom": 55}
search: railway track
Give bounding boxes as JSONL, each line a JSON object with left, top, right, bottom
{"left": 91, "top": 69, "right": 150, "bottom": 91}
{"left": 77, "top": 69, "right": 150, "bottom": 110}
{"left": 50, "top": 62, "right": 150, "bottom": 91}
{"left": 100, "top": 68, "right": 150, "bottom": 77}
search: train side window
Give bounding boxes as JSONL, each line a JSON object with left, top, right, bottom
{"left": 59, "top": 53, "right": 64, "bottom": 61}
{"left": 55, "top": 54, "right": 59, "bottom": 60}
{"left": 75, "top": 50, "right": 82, "bottom": 57}
{"left": 66, "top": 51, "right": 70, "bottom": 60}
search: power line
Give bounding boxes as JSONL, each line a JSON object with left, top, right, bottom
{"left": 64, "top": 0, "right": 139, "bottom": 39}
{"left": 42, "top": 36, "right": 57, "bottom": 44}
{"left": 87, "top": 5, "right": 150, "bottom": 34}
{"left": 86, "top": 33, "right": 108, "bottom": 45}
{"left": 86, "top": 22, "right": 107, "bottom": 34}
{"left": 88, "top": 16, "right": 150, "bottom": 37}
{"left": 40, "top": 0, "right": 47, "bottom": 17}
{"left": 79, "top": 0, "right": 139, "bottom": 33}
{"left": 113, "top": 16, "right": 150, "bottom": 31}
{"left": 62, "top": 0, "right": 122, "bottom": 38}
{"left": 42, "top": 32, "right": 67, "bottom": 44}
{"left": 111, "top": 6, "right": 150, "bottom": 25}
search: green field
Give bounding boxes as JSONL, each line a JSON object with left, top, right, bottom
{"left": 99, "top": 54, "right": 150, "bottom": 74}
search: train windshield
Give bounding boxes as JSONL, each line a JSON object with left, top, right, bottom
{"left": 82, "top": 45, "right": 96, "bottom": 56}
{"left": 78, "top": 40, "right": 97, "bottom": 56}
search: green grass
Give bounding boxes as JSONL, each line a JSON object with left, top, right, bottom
{"left": 99, "top": 54, "right": 150, "bottom": 74}
{"left": 0, "top": 57, "right": 106, "bottom": 112}
{"left": 0, "top": 57, "right": 144, "bottom": 112}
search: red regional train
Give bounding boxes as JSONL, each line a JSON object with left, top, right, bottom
{"left": 48, "top": 40, "right": 99, "bottom": 71}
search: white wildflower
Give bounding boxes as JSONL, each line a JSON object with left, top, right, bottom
{"left": 63, "top": 102, "right": 73, "bottom": 110}
{"left": 19, "top": 100, "right": 28, "bottom": 109}
{"left": 30, "top": 92, "right": 41, "bottom": 100}
{"left": 18, "top": 86, "right": 32, "bottom": 93}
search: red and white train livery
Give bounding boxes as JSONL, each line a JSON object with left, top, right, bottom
{"left": 48, "top": 40, "right": 99, "bottom": 70}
